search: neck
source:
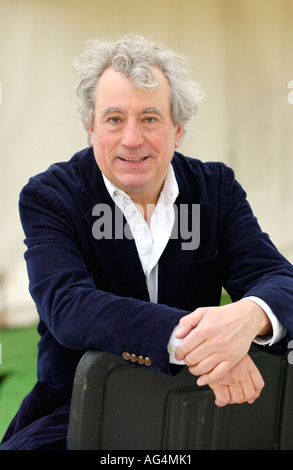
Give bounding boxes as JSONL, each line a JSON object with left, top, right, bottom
{"left": 130, "top": 193, "right": 159, "bottom": 224}
{"left": 128, "top": 181, "right": 165, "bottom": 223}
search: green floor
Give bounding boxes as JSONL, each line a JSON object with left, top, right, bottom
{"left": 0, "top": 324, "right": 39, "bottom": 441}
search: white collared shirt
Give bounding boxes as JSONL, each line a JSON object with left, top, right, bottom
{"left": 102, "top": 165, "right": 286, "bottom": 365}
{"left": 102, "top": 164, "right": 178, "bottom": 305}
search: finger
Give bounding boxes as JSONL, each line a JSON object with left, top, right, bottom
{"left": 241, "top": 359, "right": 265, "bottom": 403}
{"left": 175, "top": 316, "right": 219, "bottom": 361}
{"left": 185, "top": 352, "right": 221, "bottom": 378}
{"left": 239, "top": 376, "right": 259, "bottom": 404}
{"left": 196, "top": 360, "right": 234, "bottom": 386}
{"left": 249, "top": 365, "right": 265, "bottom": 393}
{"left": 210, "top": 383, "right": 230, "bottom": 407}
{"left": 182, "top": 336, "right": 232, "bottom": 369}
{"left": 175, "top": 328, "right": 206, "bottom": 361}
{"left": 174, "top": 324, "right": 193, "bottom": 340}
{"left": 175, "top": 308, "right": 206, "bottom": 339}
{"left": 228, "top": 381, "right": 244, "bottom": 404}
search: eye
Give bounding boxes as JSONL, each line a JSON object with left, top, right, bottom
{"left": 108, "top": 117, "right": 121, "bottom": 124}
{"left": 143, "top": 117, "right": 157, "bottom": 124}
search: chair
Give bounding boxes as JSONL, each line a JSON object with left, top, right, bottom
{"left": 67, "top": 346, "right": 293, "bottom": 450}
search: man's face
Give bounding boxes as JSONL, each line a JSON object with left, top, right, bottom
{"left": 89, "top": 67, "right": 184, "bottom": 204}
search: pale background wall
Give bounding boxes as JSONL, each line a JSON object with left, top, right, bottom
{"left": 0, "top": 0, "right": 293, "bottom": 326}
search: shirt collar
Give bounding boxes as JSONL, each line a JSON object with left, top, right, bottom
{"left": 102, "top": 163, "right": 179, "bottom": 206}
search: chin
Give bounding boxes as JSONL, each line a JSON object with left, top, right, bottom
{"left": 120, "top": 176, "right": 150, "bottom": 190}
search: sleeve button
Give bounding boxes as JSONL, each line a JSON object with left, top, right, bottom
{"left": 144, "top": 357, "right": 152, "bottom": 366}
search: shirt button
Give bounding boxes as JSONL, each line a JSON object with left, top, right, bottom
{"left": 168, "top": 345, "right": 176, "bottom": 353}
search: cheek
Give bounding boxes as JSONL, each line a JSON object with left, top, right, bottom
{"left": 154, "top": 131, "right": 177, "bottom": 159}
{"left": 93, "top": 129, "right": 118, "bottom": 157}
{"left": 149, "top": 130, "right": 171, "bottom": 152}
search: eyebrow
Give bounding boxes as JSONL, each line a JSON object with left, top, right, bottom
{"left": 101, "top": 107, "right": 122, "bottom": 118}
{"left": 141, "top": 107, "right": 164, "bottom": 117}
{"left": 101, "top": 106, "right": 164, "bottom": 118}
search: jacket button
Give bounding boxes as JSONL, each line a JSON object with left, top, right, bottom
{"left": 122, "top": 352, "right": 130, "bottom": 361}
{"left": 144, "top": 357, "right": 152, "bottom": 366}
{"left": 130, "top": 353, "right": 137, "bottom": 362}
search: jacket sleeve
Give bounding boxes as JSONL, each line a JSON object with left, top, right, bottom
{"left": 221, "top": 165, "right": 293, "bottom": 355}
{"left": 19, "top": 178, "right": 188, "bottom": 374}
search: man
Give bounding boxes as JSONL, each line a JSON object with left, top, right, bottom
{"left": 1, "top": 35, "right": 293, "bottom": 450}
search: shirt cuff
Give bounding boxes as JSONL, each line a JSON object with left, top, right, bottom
{"left": 242, "top": 296, "right": 287, "bottom": 346}
{"left": 167, "top": 324, "right": 185, "bottom": 365}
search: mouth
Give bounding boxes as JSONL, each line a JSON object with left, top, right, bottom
{"left": 119, "top": 156, "right": 148, "bottom": 163}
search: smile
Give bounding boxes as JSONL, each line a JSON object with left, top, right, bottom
{"left": 119, "top": 156, "right": 148, "bottom": 162}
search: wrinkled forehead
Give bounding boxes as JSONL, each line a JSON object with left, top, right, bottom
{"left": 95, "top": 66, "right": 172, "bottom": 115}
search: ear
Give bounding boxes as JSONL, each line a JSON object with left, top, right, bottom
{"left": 174, "top": 125, "right": 184, "bottom": 148}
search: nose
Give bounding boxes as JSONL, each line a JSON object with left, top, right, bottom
{"left": 121, "top": 119, "right": 144, "bottom": 148}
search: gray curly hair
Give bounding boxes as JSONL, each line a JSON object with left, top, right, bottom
{"left": 75, "top": 34, "right": 203, "bottom": 138}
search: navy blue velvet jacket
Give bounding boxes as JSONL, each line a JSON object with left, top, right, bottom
{"left": 2, "top": 147, "right": 293, "bottom": 449}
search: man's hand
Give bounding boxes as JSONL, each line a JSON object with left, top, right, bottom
{"left": 208, "top": 354, "right": 265, "bottom": 407}
{"left": 175, "top": 300, "right": 271, "bottom": 386}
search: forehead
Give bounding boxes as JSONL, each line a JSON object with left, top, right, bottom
{"left": 95, "top": 66, "right": 171, "bottom": 114}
